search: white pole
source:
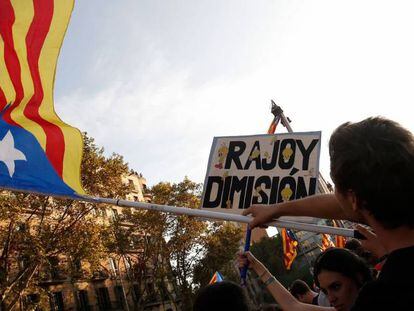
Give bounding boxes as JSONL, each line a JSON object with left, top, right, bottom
{"left": 79, "top": 195, "right": 358, "bottom": 238}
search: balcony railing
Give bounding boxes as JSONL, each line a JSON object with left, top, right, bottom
{"left": 38, "top": 269, "right": 67, "bottom": 285}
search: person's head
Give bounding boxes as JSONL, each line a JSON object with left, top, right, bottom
{"left": 344, "top": 238, "right": 362, "bottom": 252}
{"left": 193, "top": 281, "right": 250, "bottom": 311}
{"left": 329, "top": 117, "right": 414, "bottom": 229}
{"left": 313, "top": 248, "right": 373, "bottom": 311}
{"left": 344, "top": 238, "right": 375, "bottom": 265}
{"left": 289, "top": 279, "right": 316, "bottom": 304}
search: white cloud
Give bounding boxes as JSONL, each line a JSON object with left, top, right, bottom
{"left": 56, "top": 0, "right": 414, "bottom": 187}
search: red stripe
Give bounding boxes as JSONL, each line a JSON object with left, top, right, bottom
{"left": 0, "top": 0, "right": 23, "bottom": 126}
{"left": 267, "top": 122, "right": 276, "bottom": 134}
{"left": 282, "top": 228, "right": 297, "bottom": 269}
{"left": 23, "top": 0, "right": 65, "bottom": 177}
{"left": 0, "top": 87, "right": 7, "bottom": 111}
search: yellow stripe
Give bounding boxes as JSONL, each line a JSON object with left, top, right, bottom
{"left": 38, "top": 0, "right": 83, "bottom": 193}
{"left": 9, "top": 0, "right": 47, "bottom": 149}
{"left": 0, "top": 38, "right": 16, "bottom": 103}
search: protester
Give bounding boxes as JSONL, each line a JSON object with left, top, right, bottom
{"left": 243, "top": 117, "right": 414, "bottom": 309}
{"left": 289, "top": 280, "right": 319, "bottom": 305}
{"left": 239, "top": 248, "right": 372, "bottom": 311}
{"left": 193, "top": 281, "right": 251, "bottom": 311}
{"left": 343, "top": 238, "right": 363, "bottom": 253}
{"left": 289, "top": 280, "right": 330, "bottom": 307}
{"left": 313, "top": 248, "right": 373, "bottom": 310}
{"left": 344, "top": 238, "right": 373, "bottom": 264}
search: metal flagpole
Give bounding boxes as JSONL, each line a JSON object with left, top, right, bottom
{"left": 271, "top": 101, "right": 332, "bottom": 193}
{"left": 0, "top": 184, "right": 362, "bottom": 238}
{"left": 78, "top": 194, "right": 361, "bottom": 238}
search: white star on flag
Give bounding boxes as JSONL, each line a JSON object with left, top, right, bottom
{"left": 0, "top": 130, "right": 27, "bottom": 177}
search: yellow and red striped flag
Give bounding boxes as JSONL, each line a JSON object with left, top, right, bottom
{"left": 333, "top": 220, "right": 347, "bottom": 248}
{"left": 281, "top": 228, "right": 298, "bottom": 270}
{"left": 209, "top": 271, "right": 223, "bottom": 284}
{"left": 268, "top": 113, "right": 297, "bottom": 269}
{"left": 267, "top": 116, "right": 279, "bottom": 135}
{"left": 321, "top": 233, "right": 335, "bottom": 251}
{"left": 0, "top": 0, "right": 84, "bottom": 197}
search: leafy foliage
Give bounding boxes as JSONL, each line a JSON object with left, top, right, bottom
{"left": 0, "top": 134, "right": 130, "bottom": 310}
{"left": 250, "top": 235, "right": 313, "bottom": 305}
{"left": 0, "top": 135, "right": 244, "bottom": 311}
{"left": 193, "top": 222, "right": 242, "bottom": 288}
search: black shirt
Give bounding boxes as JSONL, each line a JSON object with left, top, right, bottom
{"left": 352, "top": 245, "right": 414, "bottom": 310}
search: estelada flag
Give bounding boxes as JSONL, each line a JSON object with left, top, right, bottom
{"left": 281, "top": 228, "right": 298, "bottom": 270}
{"left": 321, "top": 233, "right": 335, "bottom": 251}
{"left": 209, "top": 271, "right": 223, "bottom": 284}
{"left": 0, "top": 0, "right": 84, "bottom": 197}
{"left": 333, "top": 220, "right": 347, "bottom": 248}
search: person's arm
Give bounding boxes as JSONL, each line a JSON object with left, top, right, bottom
{"left": 238, "top": 252, "right": 334, "bottom": 311}
{"left": 242, "top": 193, "right": 363, "bottom": 229}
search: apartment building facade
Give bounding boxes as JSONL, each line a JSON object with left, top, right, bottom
{"left": 11, "top": 172, "right": 179, "bottom": 311}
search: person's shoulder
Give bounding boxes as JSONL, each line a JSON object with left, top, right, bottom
{"left": 352, "top": 279, "right": 414, "bottom": 311}
{"left": 380, "top": 245, "right": 414, "bottom": 281}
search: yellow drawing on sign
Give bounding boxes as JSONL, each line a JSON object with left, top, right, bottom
{"left": 281, "top": 184, "right": 293, "bottom": 202}
{"left": 226, "top": 199, "right": 232, "bottom": 209}
{"left": 215, "top": 143, "right": 228, "bottom": 169}
{"left": 253, "top": 185, "right": 262, "bottom": 197}
{"left": 249, "top": 146, "right": 260, "bottom": 161}
{"left": 282, "top": 143, "right": 293, "bottom": 162}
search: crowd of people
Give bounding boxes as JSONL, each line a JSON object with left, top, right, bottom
{"left": 193, "top": 116, "right": 414, "bottom": 310}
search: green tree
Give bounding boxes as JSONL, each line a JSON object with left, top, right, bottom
{"left": 193, "top": 222, "right": 242, "bottom": 288}
{"left": 250, "top": 235, "right": 313, "bottom": 305}
{"left": 149, "top": 178, "right": 207, "bottom": 311}
{"left": 103, "top": 178, "right": 205, "bottom": 310}
{"left": 102, "top": 207, "right": 176, "bottom": 311}
{"left": 0, "top": 134, "right": 130, "bottom": 310}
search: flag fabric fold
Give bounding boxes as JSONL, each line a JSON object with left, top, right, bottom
{"left": 268, "top": 115, "right": 299, "bottom": 270}
{"left": 0, "top": 0, "right": 83, "bottom": 197}
{"left": 333, "top": 220, "right": 347, "bottom": 248}
{"left": 321, "top": 233, "right": 335, "bottom": 251}
{"left": 209, "top": 271, "right": 224, "bottom": 284}
{"left": 281, "top": 228, "right": 298, "bottom": 270}
{"left": 267, "top": 116, "right": 280, "bottom": 135}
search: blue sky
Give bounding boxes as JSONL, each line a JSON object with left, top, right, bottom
{"left": 55, "top": 0, "right": 414, "bottom": 186}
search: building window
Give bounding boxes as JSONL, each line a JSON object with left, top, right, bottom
{"left": 18, "top": 255, "right": 29, "bottom": 270}
{"left": 132, "top": 284, "right": 141, "bottom": 303}
{"left": 114, "top": 285, "right": 126, "bottom": 309}
{"left": 50, "top": 291, "right": 64, "bottom": 311}
{"left": 109, "top": 257, "right": 119, "bottom": 276}
{"left": 146, "top": 282, "right": 157, "bottom": 302}
{"left": 111, "top": 208, "right": 119, "bottom": 220}
{"left": 16, "top": 222, "right": 27, "bottom": 232}
{"left": 77, "top": 290, "right": 90, "bottom": 311}
{"left": 125, "top": 257, "right": 132, "bottom": 273}
{"left": 27, "top": 293, "right": 40, "bottom": 304}
{"left": 96, "top": 287, "right": 111, "bottom": 310}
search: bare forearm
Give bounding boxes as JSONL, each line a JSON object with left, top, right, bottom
{"left": 259, "top": 270, "right": 333, "bottom": 311}
{"left": 276, "top": 194, "right": 355, "bottom": 221}
{"left": 246, "top": 253, "right": 332, "bottom": 311}
{"left": 258, "top": 270, "right": 299, "bottom": 307}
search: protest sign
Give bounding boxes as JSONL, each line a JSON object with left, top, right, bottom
{"left": 201, "top": 132, "right": 321, "bottom": 213}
